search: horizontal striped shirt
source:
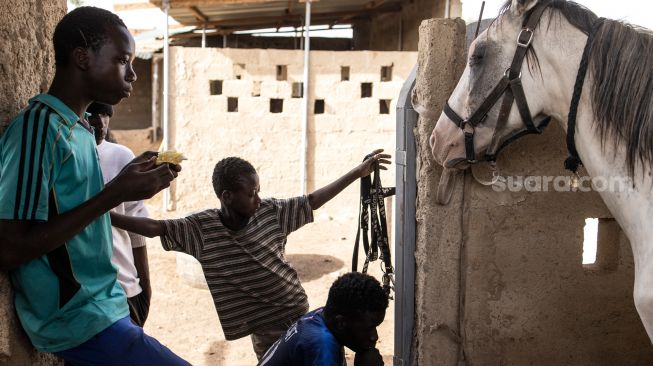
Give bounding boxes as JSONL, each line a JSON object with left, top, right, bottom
{"left": 161, "top": 196, "right": 313, "bottom": 339}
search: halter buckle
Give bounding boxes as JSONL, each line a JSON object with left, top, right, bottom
{"left": 517, "top": 28, "right": 534, "bottom": 48}
{"left": 504, "top": 68, "right": 522, "bottom": 80}
{"left": 461, "top": 121, "right": 475, "bottom": 135}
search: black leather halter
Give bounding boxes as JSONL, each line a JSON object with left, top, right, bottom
{"left": 352, "top": 153, "right": 396, "bottom": 297}
{"left": 444, "top": 3, "right": 552, "bottom": 163}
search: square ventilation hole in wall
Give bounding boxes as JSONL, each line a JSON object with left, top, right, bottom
{"left": 380, "top": 65, "right": 393, "bottom": 82}
{"left": 227, "top": 97, "right": 239, "bottom": 112}
{"left": 361, "top": 83, "right": 372, "bottom": 98}
{"left": 380, "top": 99, "right": 391, "bottom": 114}
{"left": 276, "top": 65, "right": 288, "bottom": 81}
{"left": 209, "top": 80, "right": 223, "bottom": 95}
{"left": 252, "top": 81, "right": 262, "bottom": 97}
{"left": 292, "top": 82, "right": 304, "bottom": 98}
{"left": 341, "top": 66, "right": 350, "bottom": 81}
{"left": 582, "top": 217, "right": 620, "bottom": 272}
{"left": 314, "top": 99, "right": 325, "bottom": 114}
{"left": 233, "top": 63, "right": 245, "bottom": 79}
{"left": 270, "top": 99, "right": 284, "bottom": 113}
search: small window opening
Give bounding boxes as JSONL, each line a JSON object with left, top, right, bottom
{"left": 381, "top": 65, "right": 393, "bottom": 82}
{"left": 276, "top": 65, "right": 288, "bottom": 81}
{"left": 270, "top": 99, "right": 284, "bottom": 113}
{"left": 209, "top": 80, "right": 223, "bottom": 95}
{"left": 314, "top": 99, "right": 325, "bottom": 114}
{"left": 292, "top": 82, "right": 304, "bottom": 98}
{"left": 233, "top": 63, "right": 245, "bottom": 80}
{"left": 361, "top": 83, "right": 372, "bottom": 98}
{"left": 227, "top": 97, "right": 238, "bottom": 112}
{"left": 341, "top": 66, "right": 350, "bottom": 81}
{"left": 252, "top": 81, "right": 262, "bottom": 97}
{"left": 380, "top": 99, "right": 391, "bottom": 114}
{"left": 583, "top": 217, "right": 620, "bottom": 272}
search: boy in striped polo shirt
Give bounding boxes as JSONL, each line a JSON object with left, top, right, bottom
{"left": 111, "top": 151, "right": 391, "bottom": 360}
{"left": 0, "top": 7, "right": 188, "bottom": 365}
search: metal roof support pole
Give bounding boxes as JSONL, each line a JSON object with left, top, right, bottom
{"left": 398, "top": 17, "right": 403, "bottom": 51}
{"left": 445, "top": 0, "right": 451, "bottom": 18}
{"left": 300, "top": 0, "right": 312, "bottom": 195}
{"left": 201, "top": 23, "right": 207, "bottom": 48}
{"left": 299, "top": 18, "right": 304, "bottom": 50}
{"left": 163, "top": 0, "right": 172, "bottom": 211}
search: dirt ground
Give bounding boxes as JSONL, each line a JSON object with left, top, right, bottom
{"left": 141, "top": 194, "right": 395, "bottom": 366}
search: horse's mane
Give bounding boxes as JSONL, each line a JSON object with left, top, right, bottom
{"left": 500, "top": 0, "right": 653, "bottom": 177}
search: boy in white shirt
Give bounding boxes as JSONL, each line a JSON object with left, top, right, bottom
{"left": 88, "top": 102, "right": 151, "bottom": 326}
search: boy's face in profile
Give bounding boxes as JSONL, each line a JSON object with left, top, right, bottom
{"left": 87, "top": 25, "right": 137, "bottom": 105}
{"left": 224, "top": 173, "right": 261, "bottom": 218}
{"left": 89, "top": 112, "right": 110, "bottom": 145}
{"left": 339, "top": 310, "right": 385, "bottom": 353}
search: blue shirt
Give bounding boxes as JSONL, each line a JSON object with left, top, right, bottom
{"left": 259, "top": 308, "right": 346, "bottom": 366}
{"left": 0, "top": 94, "right": 128, "bottom": 352}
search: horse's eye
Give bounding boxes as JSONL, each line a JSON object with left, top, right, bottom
{"left": 469, "top": 53, "right": 483, "bottom": 67}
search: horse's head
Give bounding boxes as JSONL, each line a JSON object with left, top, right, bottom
{"left": 431, "top": 0, "right": 553, "bottom": 170}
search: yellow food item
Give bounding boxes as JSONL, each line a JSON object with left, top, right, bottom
{"left": 156, "top": 150, "right": 187, "bottom": 165}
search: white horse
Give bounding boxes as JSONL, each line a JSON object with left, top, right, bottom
{"left": 430, "top": 0, "right": 653, "bottom": 341}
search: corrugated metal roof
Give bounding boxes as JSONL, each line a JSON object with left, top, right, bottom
{"left": 149, "top": 0, "right": 402, "bottom": 32}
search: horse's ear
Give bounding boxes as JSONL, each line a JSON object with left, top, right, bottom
{"left": 511, "top": 0, "right": 538, "bottom": 15}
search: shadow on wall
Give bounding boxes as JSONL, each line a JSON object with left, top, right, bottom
{"left": 286, "top": 254, "right": 344, "bottom": 282}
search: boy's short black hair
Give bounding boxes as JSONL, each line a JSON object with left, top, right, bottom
{"left": 53, "top": 6, "right": 127, "bottom": 67}
{"left": 87, "top": 102, "right": 113, "bottom": 117}
{"left": 212, "top": 157, "right": 257, "bottom": 197}
{"left": 325, "top": 272, "right": 389, "bottom": 318}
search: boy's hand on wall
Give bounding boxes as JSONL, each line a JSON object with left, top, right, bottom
{"left": 356, "top": 149, "right": 392, "bottom": 178}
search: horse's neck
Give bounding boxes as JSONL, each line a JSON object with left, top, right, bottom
{"left": 575, "top": 109, "right": 653, "bottom": 261}
{"left": 537, "top": 21, "right": 653, "bottom": 257}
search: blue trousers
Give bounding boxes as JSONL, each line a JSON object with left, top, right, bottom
{"left": 55, "top": 317, "right": 191, "bottom": 366}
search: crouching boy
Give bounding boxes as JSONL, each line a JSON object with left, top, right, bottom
{"left": 259, "top": 272, "right": 388, "bottom": 366}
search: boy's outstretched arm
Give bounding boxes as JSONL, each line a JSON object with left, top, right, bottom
{"left": 307, "top": 149, "right": 391, "bottom": 210}
{"left": 0, "top": 153, "right": 179, "bottom": 271}
{"left": 110, "top": 212, "right": 164, "bottom": 238}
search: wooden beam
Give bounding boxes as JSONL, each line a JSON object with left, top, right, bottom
{"left": 114, "top": 2, "right": 157, "bottom": 11}
{"left": 201, "top": 3, "right": 401, "bottom": 28}
{"left": 285, "top": 0, "right": 294, "bottom": 15}
{"left": 168, "top": 16, "right": 339, "bottom": 38}
{"left": 151, "top": 0, "right": 283, "bottom": 8}
{"left": 188, "top": 6, "right": 209, "bottom": 22}
{"left": 365, "top": 0, "right": 388, "bottom": 9}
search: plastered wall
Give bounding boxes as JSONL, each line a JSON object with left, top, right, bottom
{"left": 0, "top": 0, "right": 65, "bottom": 365}
{"left": 413, "top": 19, "right": 653, "bottom": 365}
{"left": 167, "top": 47, "right": 416, "bottom": 247}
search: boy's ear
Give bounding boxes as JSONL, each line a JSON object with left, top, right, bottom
{"left": 72, "top": 47, "right": 90, "bottom": 71}
{"left": 335, "top": 315, "right": 347, "bottom": 332}
{"left": 221, "top": 190, "right": 232, "bottom": 204}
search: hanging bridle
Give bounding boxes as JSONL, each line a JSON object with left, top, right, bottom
{"left": 443, "top": 3, "right": 552, "bottom": 164}
{"left": 352, "top": 153, "right": 396, "bottom": 298}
